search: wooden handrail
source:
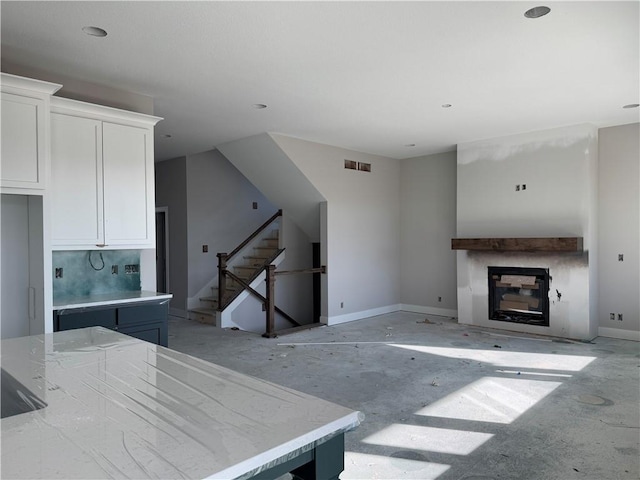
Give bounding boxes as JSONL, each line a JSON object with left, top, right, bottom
{"left": 227, "top": 209, "right": 282, "bottom": 262}
{"left": 275, "top": 266, "right": 326, "bottom": 276}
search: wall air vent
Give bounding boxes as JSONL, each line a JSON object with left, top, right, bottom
{"left": 345, "top": 160, "right": 372, "bottom": 173}
{"left": 344, "top": 159, "right": 357, "bottom": 170}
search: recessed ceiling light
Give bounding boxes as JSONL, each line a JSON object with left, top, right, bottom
{"left": 252, "top": 104, "right": 267, "bottom": 109}
{"left": 623, "top": 103, "right": 639, "bottom": 109}
{"left": 404, "top": 144, "right": 416, "bottom": 147}
{"left": 442, "top": 104, "right": 452, "bottom": 108}
{"left": 524, "top": 6, "right": 551, "bottom": 19}
{"left": 82, "top": 26, "right": 107, "bottom": 37}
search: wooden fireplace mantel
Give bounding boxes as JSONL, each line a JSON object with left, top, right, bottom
{"left": 451, "top": 237, "right": 583, "bottom": 252}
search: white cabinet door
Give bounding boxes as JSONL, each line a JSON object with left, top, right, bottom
{"left": 1, "top": 93, "right": 46, "bottom": 189}
{"left": 51, "top": 113, "right": 104, "bottom": 246}
{"left": 102, "top": 122, "right": 153, "bottom": 246}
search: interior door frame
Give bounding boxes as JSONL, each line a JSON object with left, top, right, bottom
{"left": 155, "top": 206, "right": 170, "bottom": 294}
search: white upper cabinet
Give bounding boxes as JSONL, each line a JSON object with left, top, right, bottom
{"left": 1, "top": 74, "right": 61, "bottom": 192}
{"left": 51, "top": 113, "right": 103, "bottom": 245}
{"left": 50, "top": 97, "right": 162, "bottom": 249}
{"left": 103, "top": 122, "right": 153, "bottom": 245}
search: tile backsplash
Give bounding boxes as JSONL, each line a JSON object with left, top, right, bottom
{"left": 53, "top": 250, "right": 141, "bottom": 299}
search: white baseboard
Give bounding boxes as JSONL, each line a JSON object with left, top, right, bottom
{"left": 319, "top": 304, "right": 459, "bottom": 326}
{"left": 400, "top": 304, "right": 458, "bottom": 318}
{"left": 169, "top": 308, "right": 188, "bottom": 319}
{"left": 321, "top": 304, "right": 401, "bottom": 326}
{"left": 597, "top": 327, "right": 640, "bottom": 341}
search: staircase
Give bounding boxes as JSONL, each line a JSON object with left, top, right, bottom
{"left": 186, "top": 208, "right": 322, "bottom": 336}
{"left": 189, "top": 230, "right": 281, "bottom": 325}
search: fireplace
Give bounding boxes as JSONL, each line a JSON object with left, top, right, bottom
{"left": 488, "top": 266, "right": 550, "bottom": 326}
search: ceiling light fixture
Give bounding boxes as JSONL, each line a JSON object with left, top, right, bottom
{"left": 442, "top": 104, "right": 452, "bottom": 108}
{"left": 82, "top": 26, "right": 107, "bottom": 37}
{"left": 252, "top": 104, "right": 267, "bottom": 109}
{"left": 163, "top": 134, "right": 172, "bottom": 138}
{"left": 524, "top": 6, "right": 551, "bottom": 19}
{"left": 622, "top": 103, "right": 639, "bottom": 109}
{"left": 404, "top": 144, "right": 416, "bottom": 147}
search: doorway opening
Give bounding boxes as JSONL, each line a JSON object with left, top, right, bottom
{"left": 155, "top": 207, "right": 169, "bottom": 294}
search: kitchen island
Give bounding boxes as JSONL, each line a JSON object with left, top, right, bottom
{"left": 0, "top": 327, "right": 361, "bottom": 479}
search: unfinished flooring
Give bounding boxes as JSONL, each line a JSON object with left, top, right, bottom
{"left": 167, "top": 312, "right": 639, "bottom": 480}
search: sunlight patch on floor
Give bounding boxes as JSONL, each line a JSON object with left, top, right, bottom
{"left": 362, "top": 424, "right": 494, "bottom": 455}
{"left": 342, "top": 451, "right": 450, "bottom": 479}
{"left": 416, "top": 376, "right": 562, "bottom": 424}
{"left": 389, "top": 344, "right": 596, "bottom": 371}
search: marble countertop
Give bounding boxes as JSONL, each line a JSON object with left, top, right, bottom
{"left": 0, "top": 327, "right": 362, "bottom": 479}
{"left": 53, "top": 290, "right": 173, "bottom": 310}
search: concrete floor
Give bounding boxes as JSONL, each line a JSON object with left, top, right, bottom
{"left": 167, "top": 312, "right": 639, "bottom": 480}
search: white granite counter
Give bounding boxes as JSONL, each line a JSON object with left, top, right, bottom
{"left": 0, "top": 327, "right": 362, "bottom": 479}
{"left": 53, "top": 290, "right": 173, "bottom": 310}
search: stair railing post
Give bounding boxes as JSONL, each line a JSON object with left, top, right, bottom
{"left": 217, "top": 253, "right": 227, "bottom": 309}
{"left": 264, "top": 264, "right": 276, "bottom": 337}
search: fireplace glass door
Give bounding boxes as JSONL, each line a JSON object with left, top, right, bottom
{"left": 488, "top": 266, "right": 549, "bottom": 326}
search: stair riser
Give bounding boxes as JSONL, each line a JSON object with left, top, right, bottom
{"left": 243, "top": 260, "right": 266, "bottom": 267}
{"left": 253, "top": 247, "right": 278, "bottom": 252}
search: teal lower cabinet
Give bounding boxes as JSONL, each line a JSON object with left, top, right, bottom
{"left": 55, "top": 302, "right": 168, "bottom": 347}
{"left": 57, "top": 308, "right": 116, "bottom": 331}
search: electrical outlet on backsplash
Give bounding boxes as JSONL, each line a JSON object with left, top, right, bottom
{"left": 53, "top": 250, "right": 141, "bottom": 300}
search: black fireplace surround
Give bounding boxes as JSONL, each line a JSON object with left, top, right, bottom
{"left": 488, "top": 266, "right": 550, "bottom": 326}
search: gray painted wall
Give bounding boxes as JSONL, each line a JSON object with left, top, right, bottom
{"left": 400, "top": 151, "right": 457, "bottom": 312}
{"left": 155, "top": 157, "right": 188, "bottom": 312}
{"left": 185, "top": 149, "right": 276, "bottom": 299}
{"left": 272, "top": 134, "right": 401, "bottom": 322}
{"left": 598, "top": 123, "right": 640, "bottom": 335}
{"left": 217, "top": 134, "right": 326, "bottom": 241}
{"left": 275, "top": 214, "right": 313, "bottom": 324}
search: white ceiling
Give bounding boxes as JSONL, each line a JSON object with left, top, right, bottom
{"left": 2, "top": 1, "right": 638, "bottom": 161}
